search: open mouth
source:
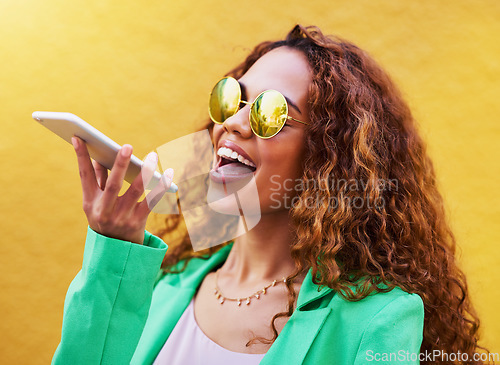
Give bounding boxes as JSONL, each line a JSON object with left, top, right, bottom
{"left": 217, "top": 156, "right": 257, "bottom": 172}
{"left": 210, "top": 146, "right": 256, "bottom": 184}
{"left": 215, "top": 147, "right": 257, "bottom": 173}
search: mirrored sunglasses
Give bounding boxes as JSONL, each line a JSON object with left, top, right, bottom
{"left": 209, "top": 76, "right": 308, "bottom": 139}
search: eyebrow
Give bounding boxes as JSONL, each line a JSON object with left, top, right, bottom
{"left": 239, "top": 81, "right": 302, "bottom": 115}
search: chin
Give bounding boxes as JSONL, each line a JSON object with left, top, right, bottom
{"left": 206, "top": 173, "right": 262, "bottom": 232}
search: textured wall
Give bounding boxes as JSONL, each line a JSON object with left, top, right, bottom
{"left": 0, "top": 0, "right": 498, "bottom": 363}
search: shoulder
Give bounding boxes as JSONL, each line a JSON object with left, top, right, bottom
{"left": 298, "top": 270, "right": 424, "bottom": 339}
{"left": 350, "top": 289, "right": 424, "bottom": 363}
{"left": 335, "top": 286, "right": 423, "bottom": 317}
{"left": 299, "top": 269, "right": 423, "bottom": 322}
{"left": 312, "top": 287, "right": 424, "bottom": 364}
{"left": 327, "top": 286, "right": 424, "bottom": 330}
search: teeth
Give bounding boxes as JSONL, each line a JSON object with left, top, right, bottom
{"left": 217, "top": 147, "right": 256, "bottom": 168}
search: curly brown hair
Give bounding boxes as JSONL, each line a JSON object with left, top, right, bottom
{"left": 154, "top": 24, "right": 491, "bottom": 364}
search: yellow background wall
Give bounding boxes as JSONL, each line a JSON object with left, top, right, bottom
{"left": 0, "top": 0, "right": 498, "bottom": 362}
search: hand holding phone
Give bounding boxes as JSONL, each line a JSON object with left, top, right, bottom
{"left": 71, "top": 136, "right": 172, "bottom": 244}
{"left": 33, "top": 111, "right": 176, "bottom": 244}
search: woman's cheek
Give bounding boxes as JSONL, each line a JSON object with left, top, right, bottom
{"left": 258, "top": 172, "right": 302, "bottom": 212}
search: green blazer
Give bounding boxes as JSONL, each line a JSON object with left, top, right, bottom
{"left": 52, "top": 228, "right": 424, "bottom": 365}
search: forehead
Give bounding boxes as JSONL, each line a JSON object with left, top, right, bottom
{"left": 238, "top": 47, "right": 312, "bottom": 100}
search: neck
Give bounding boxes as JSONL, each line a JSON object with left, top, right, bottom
{"left": 219, "top": 210, "right": 301, "bottom": 286}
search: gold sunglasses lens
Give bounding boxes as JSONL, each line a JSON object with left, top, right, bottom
{"left": 250, "top": 90, "right": 288, "bottom": 138}
{"left": 209, "top": 77, "right": 241, "bottom": 124}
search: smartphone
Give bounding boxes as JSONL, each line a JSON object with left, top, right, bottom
{"left": 32, "top": 111, "right": 178, "bottom": 193}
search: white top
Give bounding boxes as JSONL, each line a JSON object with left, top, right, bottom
{"left": 153, "top": 298, "right": 266, "bottom": 365}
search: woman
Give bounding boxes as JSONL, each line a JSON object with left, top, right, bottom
{"left": 52, "top": 25, "right": 487, "bottom": 364}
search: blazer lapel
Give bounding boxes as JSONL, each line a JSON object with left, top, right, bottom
{"left": 260, "top": 307, "right": 332, "bottom": 365}
{"left": 132, "top": 243, "right": 234, "bottom": 364}
{"left": 260, "top": 269, "right": 335, "bottom": 364}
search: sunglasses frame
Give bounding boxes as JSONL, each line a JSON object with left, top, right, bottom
{"left": 209, "top": 76, "right": 308, "bottom": 139}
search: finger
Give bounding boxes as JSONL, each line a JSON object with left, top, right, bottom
{"left": 122, "top": 152, "right": 158, "bottom": 204}
{"left": 136, "top": 168, "right": 174, "bottom": 217}
{"left": 100, "top": 144, "right": 133, "bottom": 213}
{"left": 92, "top": 160, "right": 108, "bottom": 190}
{"left": 141, "top": 152, "right": 159, "bottom": 191}
{"left": 71, "top": 136, "right": 98, "bottom": 200}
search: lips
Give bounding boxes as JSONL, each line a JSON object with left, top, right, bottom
{"left": 210, "top": 140, "right": 256, "bottom": 184}
{"left": 218, "top": 140, "right": 255, "bottom": 166}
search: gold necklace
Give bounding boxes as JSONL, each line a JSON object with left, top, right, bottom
{"left": 214, "top": 268, "right": 287, "bottom": 306}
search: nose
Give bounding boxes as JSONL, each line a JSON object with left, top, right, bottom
{"left": 222, "top": 105, "right": 253, "bottom": 138}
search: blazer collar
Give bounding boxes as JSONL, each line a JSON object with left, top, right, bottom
{"left": 296, "top": 269, "right": 334, "bottom": 310}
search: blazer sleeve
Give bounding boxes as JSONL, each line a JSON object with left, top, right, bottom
{"left": 354, "top": 293, "right": 425, "bottom": 365}
{"left": 51, "top": 227, "right": 168, "bottom": 365}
